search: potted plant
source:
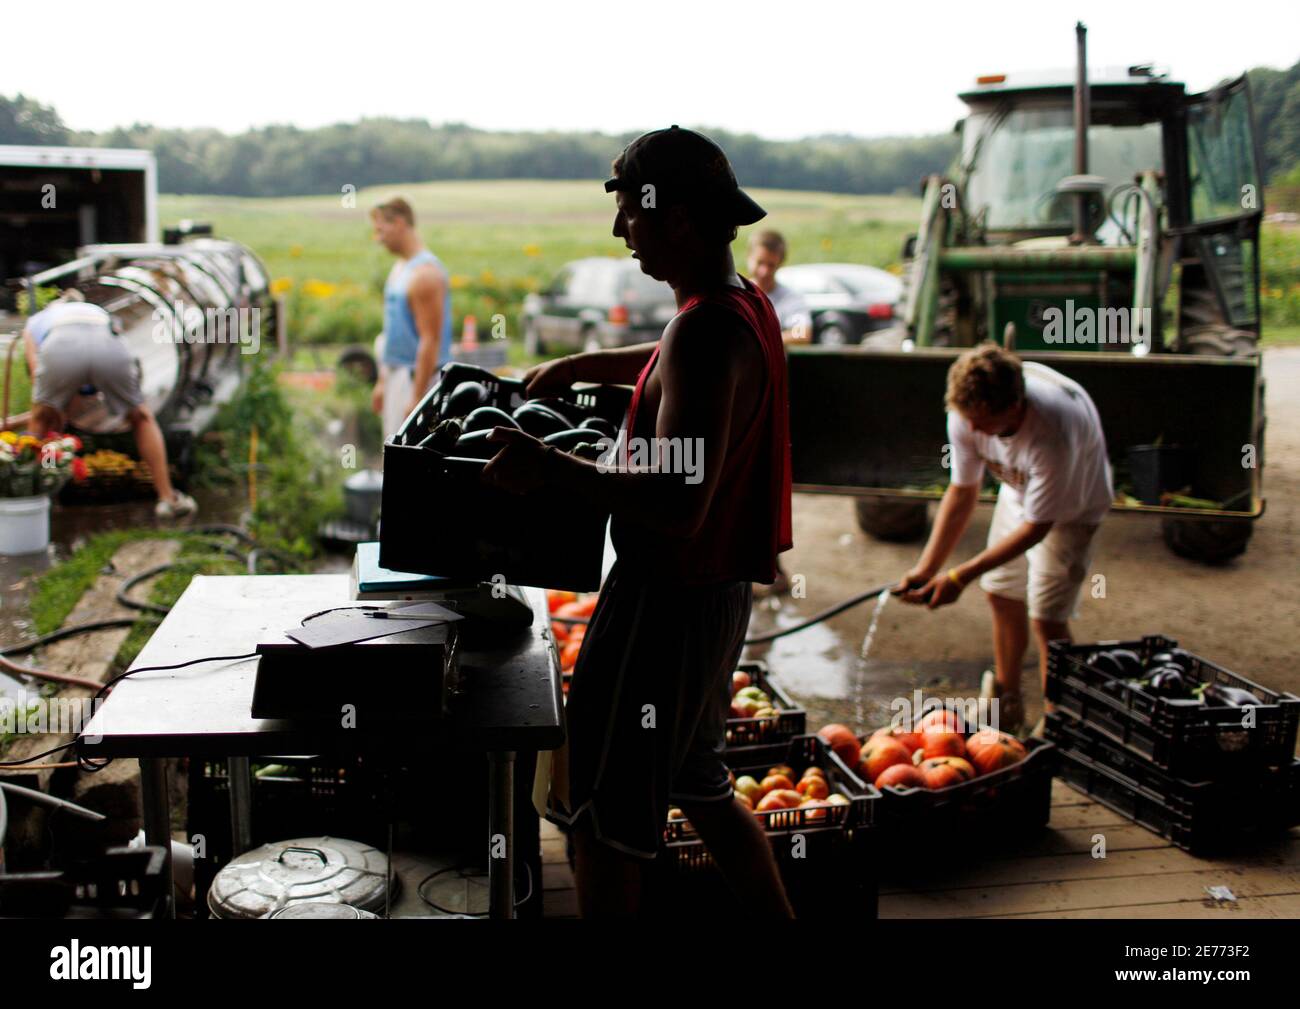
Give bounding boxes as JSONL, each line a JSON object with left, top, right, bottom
{"left": 0, "top": 431, "right": 85, "bottom": 555}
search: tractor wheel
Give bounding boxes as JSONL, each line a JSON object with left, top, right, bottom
{"left": 1161, "top": 517, "right": 1253, "bottom": 565}
{"left": 854, "top": 499, "right": 929, "bottom": 542}
{"left": 337, "top": 345, "right": 379, "bottom": 385}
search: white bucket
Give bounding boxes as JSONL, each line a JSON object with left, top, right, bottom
{"left": 0, "top": 494, "right": 51, "bottom": 555}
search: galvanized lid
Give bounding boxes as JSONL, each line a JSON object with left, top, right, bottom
{"left": 207, "top": 837, "right": 392, "bottom": 920}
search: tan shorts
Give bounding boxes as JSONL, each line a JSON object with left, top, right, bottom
{"left": 380, "top": 363, "right": 415, "bottom": 442}
{"left": 978, "top": 488, "right": 1101, "bottom": 623}
{"left": 33, "top": 324, "right": 144, "bottom": 417}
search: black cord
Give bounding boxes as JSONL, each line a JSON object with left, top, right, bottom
{"left": 92, "top": 651, "right": 261, "bottom": 707}
{"left": 416, "top": 860, "right": 535, "bottom": 917}
{"left": 0, "top": 740, "right": 79, "bottom": 767}
{"left": 0, "top": 617, "right": 159, "bottom": 658}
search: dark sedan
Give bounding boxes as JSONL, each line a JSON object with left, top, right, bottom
{"left": 522, "top": 257, "right": 676, "bottom": 355}
{"left": 775, "top": 263, "right": 902, "bottom": 345}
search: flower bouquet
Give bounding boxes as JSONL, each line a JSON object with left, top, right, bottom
{"left": 0, "top": 431, "right": 86, "bottom": 498}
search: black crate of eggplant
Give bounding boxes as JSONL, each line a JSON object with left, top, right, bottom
{"left": 1046, "top": 636, "right": 1300, "bottom": 779}
{"left": 725, "top": 660, "right": 806, "bottom": 750}
{"left": 1051, "top": 714, "right": 1299, "bottom": 854}
{"left": 653, "top": 735, "right": 878, "bottom": 918}
{"left": 380, "top": 363, "right": 630, "bottom": 592}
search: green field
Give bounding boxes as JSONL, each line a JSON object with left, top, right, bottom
{"left": 4, "top": 181, "right": 1299, "bottom": 420}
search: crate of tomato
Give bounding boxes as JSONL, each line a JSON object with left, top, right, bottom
{"left": 725, "top": 660, "right": 805, "bottom": 749}
{"left": 815, "top": 713, "right": 1056, "bottom": 859}
{"left": 1046, "top": 636, "right": 1300, "bottom": 779}
{"left": 652, "top": 734, "right": 879, "bottom": 918}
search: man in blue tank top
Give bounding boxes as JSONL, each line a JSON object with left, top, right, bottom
{"left": 369, "top": 197, "right": 453, "bottom": 439}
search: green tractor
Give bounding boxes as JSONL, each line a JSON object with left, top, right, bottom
{"left": 789, "top": 23, "right": 1266, "bottom": 563}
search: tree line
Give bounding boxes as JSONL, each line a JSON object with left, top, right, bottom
{"left": 3, "top": 58, "right": 1297, "bottom": 197}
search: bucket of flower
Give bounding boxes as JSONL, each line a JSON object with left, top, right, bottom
{"left": 0, "top": 431, "right": 85, "bottom": 555}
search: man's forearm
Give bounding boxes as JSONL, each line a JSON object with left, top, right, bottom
{"left": 955, "top": 520, "right": 1052, "bottom": 585}
{"left": 569, "top": 343, "right": 658, "bottom": 385}
{"left": 916, "top": 485, "right": 979, "bottom": 574}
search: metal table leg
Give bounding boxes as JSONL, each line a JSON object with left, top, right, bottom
{"left": 139, "top": 757, "right": 174, "bottom": 919}
{"left": 488, "top": 750, "right": 515, "bottom": 920}
{"left": 227, "top": 756, "right": 253, "bottom": 856}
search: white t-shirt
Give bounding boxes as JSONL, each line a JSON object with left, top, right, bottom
{"left": 948, "top": 362, "right": 1114, "bottom": 525}
{"left": 765, "top": 282, "right": 813, "bottom": 341}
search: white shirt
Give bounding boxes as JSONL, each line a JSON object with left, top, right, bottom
{"left": 948, "top": 363, "right": 1114, "bottom": 525}
{"left": 765, "top": 282, "right": 813, "bottom": 341}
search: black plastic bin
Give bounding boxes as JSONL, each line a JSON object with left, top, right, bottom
{"left": 871, "top": 736, "right": 1057, "bottom": 860}
{"left": 379, "top": 363, "right": 630, "bottom": 592}
{"left": 651, "top": 735, "right": 878, "bottom": 918}
{"left": 1052, "top": 720, "right": 1298, "bottom": 855}
{"left": 1046, "top": 636, "right": 1300, "bottom": 779}
{"left": 724, "top": 660, "right": 807, "bottom": 750}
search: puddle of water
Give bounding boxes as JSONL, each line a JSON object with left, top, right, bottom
{"left": 746, "top": 593, "right": 986, "bottom": 735}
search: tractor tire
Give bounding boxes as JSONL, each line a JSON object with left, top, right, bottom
{"left": 337, "top": 345, "right": 379, "bottom": 385}
{"left": 854, "top": 499, "right": 929, "bottom": 542}
{"left": 1161, "top": 517, "right": 1253, "bottom": 565}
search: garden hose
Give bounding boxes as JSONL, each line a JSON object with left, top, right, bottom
{"left": 1, "top": 525, "right": 301, "bottom": 690}
{"left": 549, "top": 581, "right": 898, "bottom": 645}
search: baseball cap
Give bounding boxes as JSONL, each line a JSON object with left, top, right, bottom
{"left": 604, "top": 125, "right": 766, "bottom": 226}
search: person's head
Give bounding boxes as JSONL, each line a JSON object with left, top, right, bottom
{"left": 746, "top": 230, "right": 787, "bottom": 294}
{"left": 946, "top": 343, "right": 1027, "bottom": 436}
{"left": 370, "top": 197, "right": 417, "bottom": 254}
{"left": 605, "top": 126, "right": 765, "bottom": 285}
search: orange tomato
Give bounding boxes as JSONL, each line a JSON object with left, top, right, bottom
{"left": 560, "top": 640, "right": 583, "bottom": 671}
{"left": 760, "top": 774, "right": 795, "bottom": 794}
{"left": 796, "top": 776, "right": 829, "bottom": 800}
{"left": 547, "top": 590, "right": 578, "bottom": 613}
{"left": 551, "top": 621, "right": 570, "bottom": 643}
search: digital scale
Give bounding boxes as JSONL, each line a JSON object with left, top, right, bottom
{"left": 250, "top": 543, "right": 534, "bottom": 723}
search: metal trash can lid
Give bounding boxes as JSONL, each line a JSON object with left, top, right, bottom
{"left": 266, "top": 902, "right": 379, "bottom": 920}
{"left": 207, "top": 837, "right": 392, "bottom": 920}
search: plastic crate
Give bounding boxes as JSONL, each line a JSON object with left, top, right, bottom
{"left": 1046, "top": 636, "right": 1300, "bottom": 779}
{"left": 724, "top": 660, "right": 807, "bottom": 749}
{"left": 655, "top": 736, "right": 878, "bottom": 919}
{"left": 872, "top": 736, "right": 1057, "bottom": 854}
{"left": 379, "top": 363, "right": 630, "bottom": 592}
{"left": 665, "top": 735, "right": 878, "bottom": 843}
{"left": 1055, "top": 739, "right": 1298, "bottom": 855}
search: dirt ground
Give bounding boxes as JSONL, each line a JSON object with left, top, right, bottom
{"left": 747, "top": 347, "right": 1300, "bottom": 735}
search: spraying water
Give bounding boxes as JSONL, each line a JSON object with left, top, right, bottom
{"left": 852, "top": 587, "right": 892, "bottom": 725}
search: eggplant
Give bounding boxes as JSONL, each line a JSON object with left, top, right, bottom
{"left": 1087, "top": 651, "right": 1125, "bottom": 680}
{"left": 444, "top": 380, "right": 490, "bottom": 418}
{"left": 512, "top": 402, "right": 571, "bottom": 438}
{"left": 448, "top": 429, "right": 500, "bottom": 460}
{"left": 1108, "top": 649, "right": 1143, "bottom": 677}
{"left": 1202, "top": 684, "right": 1261, "bottom": 707}
{"left": 1146, "top": 666, "right": 1190, "bottom": 698}
{"left": 528, "top": 398, "right": 580, "bottom": 427}
{"left": 462, "top": 406, "right": 520, "bottom": 433}
{"left": 418, "top": 417, "right": 463, "bottom": 452}
{"left": 542, "top": 428, "right": 595, "bottom": 452}
{"left": 580, "top": 416, "right": 618, "bottom": 439}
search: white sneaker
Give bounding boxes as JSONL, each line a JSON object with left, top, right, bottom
{"left": 156, "top": 491, "right": 198, "bottom": 519}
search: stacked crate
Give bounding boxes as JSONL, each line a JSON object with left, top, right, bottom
{"left": 1046, "top": 636, "right": 1299, "bottom": 854}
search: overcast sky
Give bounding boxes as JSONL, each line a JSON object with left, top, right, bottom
{"left": 9, "top": 0, "right": 1298, "bottom": 140}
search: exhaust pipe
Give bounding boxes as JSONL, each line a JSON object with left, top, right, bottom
{"left": 1070, "top": 21, "right": 1092, "bottom": 245}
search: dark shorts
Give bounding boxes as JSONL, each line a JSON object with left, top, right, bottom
{"left": 547, "top": 561, "right": 751, "bottom": 859}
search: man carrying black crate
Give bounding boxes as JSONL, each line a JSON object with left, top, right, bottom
{"left": 481, "top": 126, "right": 796, "bottom": 917}
{"left": 894, "top": 343, "right": 1113, "bottom": 736}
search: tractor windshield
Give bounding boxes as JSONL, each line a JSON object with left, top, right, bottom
{"left": 962, "top": 104, "right": 1162, "bottom": 238}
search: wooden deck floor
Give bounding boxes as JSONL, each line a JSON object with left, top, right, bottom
{"left": 539, "top": 780, "right": 1300, "bottom": 919}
